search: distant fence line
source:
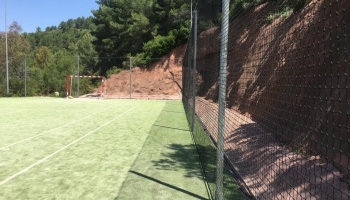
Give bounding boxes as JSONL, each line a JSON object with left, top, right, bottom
{"left": 0, "top": 56, "right": 182, "bottom": 98}
{"left": 183, "top": 0, "right": 350, "bottom": 199}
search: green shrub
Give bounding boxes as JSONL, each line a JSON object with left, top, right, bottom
{"left": 0, "top": 92, "right": 15, "bottom": 97}
{"left": 292, "top": 0, "right": 311, "bottom": 12}
{"left": 136, "top": 27, "right": 189, "bottom": 68}
{"left": 132, "top": 55, "right": 149, "bottom": 68}
{"left": 230, "top": 0, "right": 267, "bottom": 20}
{"left": 266, "top": 3, "right": 293, "bottom": 22}
{"left": 230, "top": 0, "right": 311, "bottom": 22}
{"left": 106, "top": 66, "right": 125, "bottom": 78}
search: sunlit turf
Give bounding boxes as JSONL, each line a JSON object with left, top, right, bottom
{"left": 116, "top": 101, "right": 209, "bottom": 200}
{"left": 0, "top": 98, "right": 209, "bottom": 199}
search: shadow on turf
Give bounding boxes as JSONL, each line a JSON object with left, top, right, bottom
{"left": 128, "top": 170, "right": 208, "bottom": 200}
{"left": 161, "top": 110, "right": 185, "bottom": 114}
{"left": 84, "top": 94, "right": 101, "bottom": 97}
{"left": 153, "top": 124, "right": 190, "bottom": 132}
{"left": 151, "top": 144, "right": 204, "bottom": 179}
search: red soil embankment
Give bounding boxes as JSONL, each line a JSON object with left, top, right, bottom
{"left": 104, "top": 45, "right": 186, "bottom": 100}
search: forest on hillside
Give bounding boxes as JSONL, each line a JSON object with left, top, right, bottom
{"left": 0, "top": 0, "right": 310, "bottom": 97}
{"left": 0, "top": 0, "right": 196, "bottom": 97}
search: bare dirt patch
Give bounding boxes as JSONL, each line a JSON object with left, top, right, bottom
{"left": 103, "top": 45, "right": 185, "bottom": 100}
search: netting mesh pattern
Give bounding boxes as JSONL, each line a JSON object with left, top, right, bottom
{"left": 183, "top": 0, "right": 350, "bottom": 199}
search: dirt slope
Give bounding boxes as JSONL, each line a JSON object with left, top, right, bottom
{"left": 101, "top": 45, "right": 185, "bottom": 100}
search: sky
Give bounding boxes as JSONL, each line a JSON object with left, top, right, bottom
{"left": 0, "top": 0, "right": 99, "bottom": 33}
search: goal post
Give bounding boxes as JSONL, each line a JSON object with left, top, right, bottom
{"left": 66, "top": 75, "right": 106, "bottom": 99}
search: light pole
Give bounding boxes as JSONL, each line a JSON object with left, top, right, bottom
{"left": 5, "top": 0, "right": 9, "bottom": 93}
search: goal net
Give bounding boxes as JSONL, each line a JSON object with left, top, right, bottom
{"left": 66, "top": 75, "right": 106, "bottom": 99}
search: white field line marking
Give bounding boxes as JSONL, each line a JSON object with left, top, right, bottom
{"left": 0, "top": 106, "right": 121, "bottom": 150}
{"left": 0, "top": 109, "right": 26, "bottom": 116}
{"left": 1, "top": 109, "right": 109, "bottom": 112}
{"left": 0, "top": 105, "right": 139, "bottom": 186}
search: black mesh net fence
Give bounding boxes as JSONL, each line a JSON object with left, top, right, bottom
{"left": 0, "top": 54, "right": 183, "bottom": 99}
{"left": 184, "top": 0, "right": 249, "bottom": 199}
{"left": 183, "top": 0, "right": 350, "bottom": 199}
{"left": 0, "top": 55, "right": 27, "bottom": 96}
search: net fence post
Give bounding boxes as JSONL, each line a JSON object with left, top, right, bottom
{"left": 5, "top": 0, "right": 9, "bottom": 94}
{"left": 187, "top": 29, "right": 191, "bottom": 105}
{"left": 216, "top": 0, "right": 230, "bottom": 199}
{"left": 77, "top": 56, "right": 80, "bottom": 97}
{"left": 24, "top": 54, "right": 26, "bottom": 97}
{"left": 130, "top": 57, "right": 132, "bottom": 99}
{"left": 191, "top": 10, "right": 198, "bottom": 133}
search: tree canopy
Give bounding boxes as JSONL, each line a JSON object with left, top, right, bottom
{"left": 1, "top": 0, "right": 309, "bottom": 96}
{"left": 0, "top": 0, "right": 193, "bottom": 96}
{"left": 92, "top": 0, "right": 192, "bottom": 73}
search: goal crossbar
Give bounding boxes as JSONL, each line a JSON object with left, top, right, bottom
{"left": 66, "top": 75, "right": 105, "bottom": 99}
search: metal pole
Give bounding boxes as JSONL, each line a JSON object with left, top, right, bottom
{"left": 24, "top": 54, "right": 26, "bottom": 97}
{"left": 77, "top": 56, "right": 79, "bottom": 97}
{"left": 104, "top": 79, "right": 107, "bottom": 99}
{"left": 70, "top": 76, "right": 72, "bottom": 96}
{"left": 130, "top": 57, "right": 132, "bottom": 99}
{"left": 5, "top": 0, "right": 9, "bottom": 93}
{"left": 215, "top": 0, "right": 230, "bottom": 199}
{"left": 191, "top": 10, "right": 197, "bottom": 133}
{"left": 190, "top": 0, "right": 193, "bottom": 29}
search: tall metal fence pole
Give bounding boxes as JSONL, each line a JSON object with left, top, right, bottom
{"left": 215, "top": 0, "right": 230, "bottom": 199}
{"left": 77, "top": 56, "right": 80, "bottom": 97}
{"left": 191, "top": 10, "right": 198, "bottom": 133}
{"left": 191, "top": 0, "right": 193, "bottom": 29}
{"left": 130, "top": 57, "right": 132, "bottom": 99}
{"left": 5, "top": 0, "right": 9, "bottom": 93}
{"left": 187, "top": 47, "right": 191, "bottom": 101}
{"left": 24, "top": 54, "right": 26, "bottom": 97}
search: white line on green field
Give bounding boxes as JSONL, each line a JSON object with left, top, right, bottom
{"left": 0, "top": 109, "right": 27, "bottom": 116}
{"left": 0, "top": 105, "right": 123, "bottom": 151}
{"left": 0, "top": 105, "right": 139, "bottom": 186}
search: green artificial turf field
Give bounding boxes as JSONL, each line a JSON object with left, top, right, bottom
{"left": 0, "top": 98, "right": 209, "bottom": 199}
